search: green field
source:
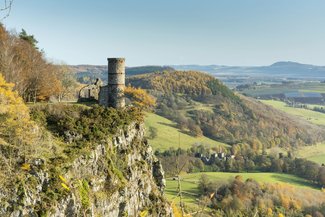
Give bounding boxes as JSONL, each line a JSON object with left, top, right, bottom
{"left": 241, "top": 82, "right": 325, "bottom": 96}
{"left": 243, "top": 87, "right": 297, "bottom": 96}
{"left": 165, "top": 172, "right": 319, "bottom": 208}
{"left": 306, "top": 104, "right": 325, "bottom": 110}
{"left": 144, "top": 113, "right": 228, "bottom": 151}
{"left": 297, "top": 143, "right": 325, "bottom": 164}
{"left": 260, "top": 100, "right": 325, "bottom": 126}
{"left": 260, "top": 100, "right": 325, "bottom": 164}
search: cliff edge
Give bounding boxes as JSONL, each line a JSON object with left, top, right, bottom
{"left": 0, "top": 105, "right": 172, "bottom": 217}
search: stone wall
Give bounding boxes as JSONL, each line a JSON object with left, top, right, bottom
{"left": 99, "top": 86, "right": 108, "bottom": 106}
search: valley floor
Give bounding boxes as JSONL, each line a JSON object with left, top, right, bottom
{"left": 261, "top": 100, "right": 325, "bottom": 126}
{"left": 261, "top": 99, "right": 325, "bottom": 164}
{"left": 165, "top": 172, "right": 321, "bottom": 209}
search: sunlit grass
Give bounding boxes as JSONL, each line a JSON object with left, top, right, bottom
{"left": 297, "top": 143, "right": 325, "bottom": 164}
{"left": 165, "top": 172, "right": 320, "bottom": 207}
{"left": 261, "top": 100, "right": 325, "bottom": 126}
{"left": 144, "top": 112, "right": 228, "bottom": 151}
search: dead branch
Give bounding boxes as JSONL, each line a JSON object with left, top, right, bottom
{"left": 1, "top": 0, "right": 14, "bottom": 20}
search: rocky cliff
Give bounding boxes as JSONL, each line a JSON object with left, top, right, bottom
{"left": 0, "top": 121, "right": 172, "bottom": 217}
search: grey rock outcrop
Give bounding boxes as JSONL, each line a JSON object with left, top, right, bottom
{"left": 1, "top": 123, "right": 172, "bottom": 217}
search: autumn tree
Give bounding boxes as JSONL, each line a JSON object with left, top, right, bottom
{"left": 188, "top": 121, "right": 203, "bottom": 137}
{"left": 0, "top": 73, "right": 37, "bottom": 147}
{"left": 0, "top": 0, "right": 13, "bottom": 20}
{"left": 124, "top": 86, "right": 156, "bottom": 110}
{"left": 0, "top": 25, "right": 66, "bottom": 102}
{"left": 56, "top": 65, "right": 79, "bottom": 102}
{"left": 198, "top": 174, "right": 211, "bottom": 194}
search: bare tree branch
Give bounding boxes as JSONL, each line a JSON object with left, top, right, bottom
{"left": 1, "top": 0, "right": 14, "bottom": 20}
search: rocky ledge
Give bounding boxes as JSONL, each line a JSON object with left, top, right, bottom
{"left": 1, "top": 122, "right": 172, "bottom": 217}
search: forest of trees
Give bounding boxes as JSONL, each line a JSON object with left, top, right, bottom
{"left": 198, "top": 175, "right": 325, "bottom": 217}
{"left": 128, "top": 71, "right": 325, "bottom": 150}
{"left": 156, "top": 144, "right": 325, "bottom": 187}
{"left": 0, "top": 24, "right": 78, "bottom": 102}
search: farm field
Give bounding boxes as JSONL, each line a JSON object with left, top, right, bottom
{"left": 165, "top": 172, "right": 319, "bottom": 208}
{"left": 144, "top": 112, "right": 228, "bottom": 151}
{"left": 260, "top": 100, "right": 325, "bottom": 164}
{"left": 307, "top": 155, "right": 325, "bottom": 165}
{"left": 260, "top": 100, "right": 325, "bottom": 126}
{"left": 242, "top": 87, "right": 298, "bottom": 96}
{"left": 306, "top": 104, "right": 325, "bottom": 109}
{"left": 297, "top": 143, "right": 325, "bottom": 164}
{"left": 241, "top": 82, "right": 325, "bottom": 96}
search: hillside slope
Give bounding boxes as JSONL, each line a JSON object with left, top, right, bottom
{"left": 145, "top": 112, "right": 228, "bottom": 151}
{"left": 127, "top": 71, "right": 325, "bottom": 149}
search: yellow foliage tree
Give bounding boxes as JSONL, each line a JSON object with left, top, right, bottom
{"left": 0, "top": 74, "right": 37, "bottom": 147}
{"left": 279, "top": 193, "right": 290, "bottom": 210}
{"left": 124, "top": 86, "right": 156, "bottom": 110}
{"left": 171, "top": 203, "right": 183, "bottom": 217}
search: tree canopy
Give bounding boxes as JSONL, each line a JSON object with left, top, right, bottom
{"left": 0, "top": 24, "right": 78, "bottom": 102}
{"left": 0, "top": 73, "right": 37, "bottom": 146}
{"left": 127, "top": 71, "right": 325, "bottom": 149}
{"left": 19, "top": 29, "right": 38, "bottom": 48}
{"left": 125, "top": 85, "right": 156, "bottom": 110}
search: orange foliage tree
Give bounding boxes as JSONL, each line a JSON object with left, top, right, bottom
{"left": 124, "top": 86, "right": 156, "bottom": 110}
{"left": 0, "top": 24, "right": 68, "bottom": 102}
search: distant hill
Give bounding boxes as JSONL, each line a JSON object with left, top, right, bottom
{"left": 172, "top": 61, "right": 325, "bottom": 80}
{"left": 70, "top": 61, "right": 325, "bottom": 87}
{"left": 69, "top": 65, "right": 174, "bottom": 83}
{"left": 71, "top": 61, "right": 325, "bottom": 85}
{"left": 127, "top": 71, "right": 325, "bottom": 149}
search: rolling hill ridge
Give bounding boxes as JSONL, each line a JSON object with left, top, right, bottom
{"left": 172, "top": 61, "right": 325, "bottom": 79}
{"left": 127, "top": 71, "right": 325, "bottom": 149}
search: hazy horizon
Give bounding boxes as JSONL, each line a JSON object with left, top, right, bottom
{"left": 70, "top": 60, "right": 325, "bottom": 68}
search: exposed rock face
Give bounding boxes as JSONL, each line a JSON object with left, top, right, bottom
{"left": 1, "top": 123, "right": 172, "bottom": 217}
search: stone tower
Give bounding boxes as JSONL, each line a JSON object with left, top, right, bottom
{"left": 106, "top": 58, "right": 125, "bottom": 108}
{"left": 98, "top": 58, "right": 126, "bottom": 108}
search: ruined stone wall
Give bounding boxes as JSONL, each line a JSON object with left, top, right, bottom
{"left": 99, "top": 86, "right": 108, "bottom": 106}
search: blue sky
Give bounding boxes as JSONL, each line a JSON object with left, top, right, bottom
{"left": 2, "top": 0, "right": 325, "bottom": 66}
